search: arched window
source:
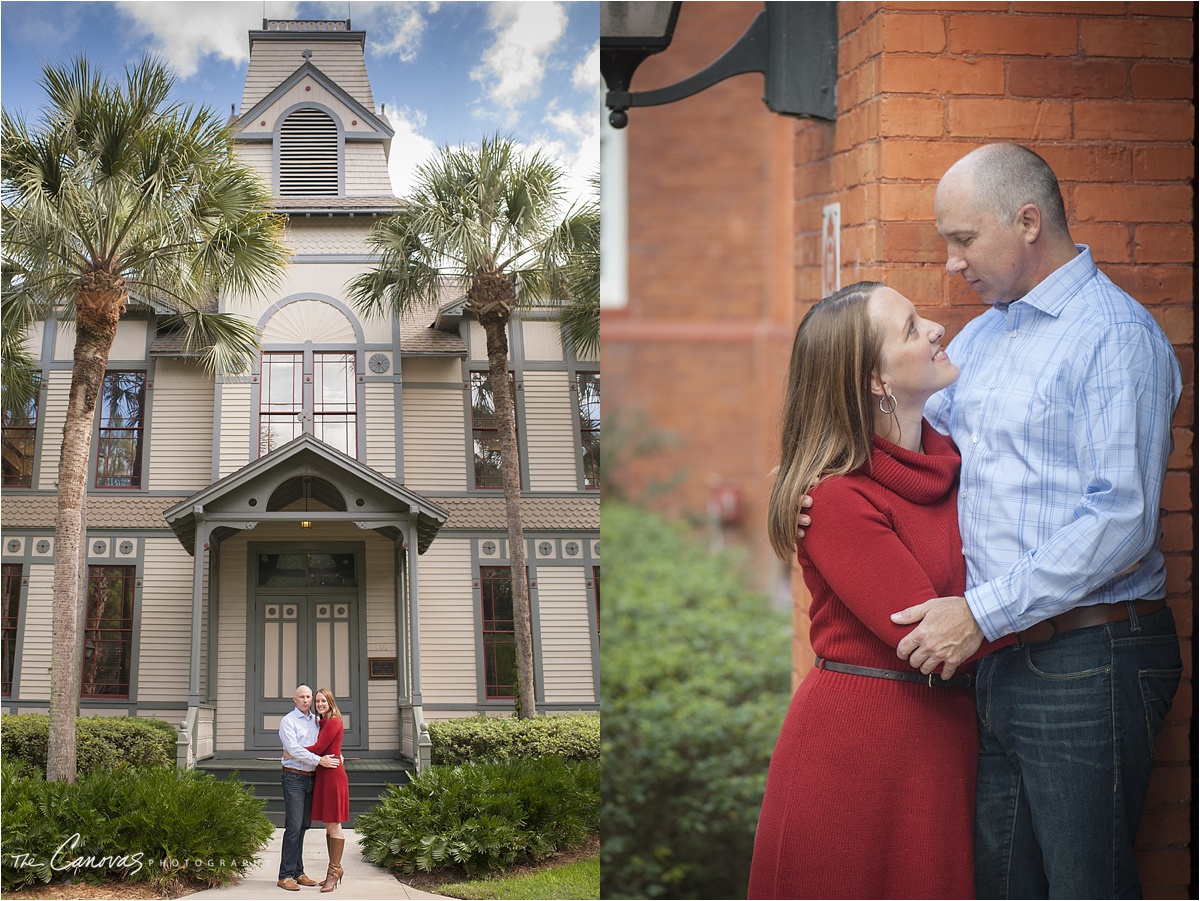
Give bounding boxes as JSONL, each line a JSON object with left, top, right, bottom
{"left": 279, "top": 108, "right": 338, "bottom": 196}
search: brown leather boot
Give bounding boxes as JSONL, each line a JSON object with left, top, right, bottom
{"left": 320, "top": 836, "right": 345, "bottom": 892}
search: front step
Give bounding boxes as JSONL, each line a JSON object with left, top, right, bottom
{"left": 197, "top": 757, "right": 414, "bottom": 827}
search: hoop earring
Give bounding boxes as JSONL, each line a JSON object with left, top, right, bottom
{"left": 878, "top": 391, "right": 897, "bottom": 415}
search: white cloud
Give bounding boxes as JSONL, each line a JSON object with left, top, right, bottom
{"left": 574, "top": 41, "right": 599, "bottom": 93}
{"left": 537, "top": 108, "right": 599, "bottom": 207}
{"left": 370, "top": 5, "right": 428, "bottom": 61}
{"left": 318, "top": 1, "right": 433, "bottom": 62}
{"left": 114, "top": 2, "right": 283, "bottom": 78}
{"left": 383, "top": 105, "right": 441, "bottom": 197}
{"left": 471, "top": 1, "right": 567, "bottom": 122}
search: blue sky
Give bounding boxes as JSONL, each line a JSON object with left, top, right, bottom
{"left": 1, "top": 1, "right": 600, "bottom": 201}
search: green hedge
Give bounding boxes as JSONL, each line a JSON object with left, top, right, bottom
{"left": 600, "top": 502, "right": 792, "bottom": 900}
{"left": 356, "top": 756, "right": 599, "bottom": 877}
{"left": 1, "top": 760, "right": 273, "bottom": 893}
{"left": 428, "top": 712, "right": 599, "bottom": 765}
{"left": 0, "top": 714, "right": 177, "bottom": 775}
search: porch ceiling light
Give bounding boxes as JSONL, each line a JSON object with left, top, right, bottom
{"left": 600, "top": 0, "right": 838, "bottom": 129}
{"left": 300, "top": 520, "right": 313, "bottom": 529}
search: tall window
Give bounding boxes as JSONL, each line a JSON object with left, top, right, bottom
{"left": 471, "top": 371, "right": 517, "bottom": 490}
{"left": 279, "top": 108, "right": 338, "bottom": 196}
{"left": 260, "top": 352, "right": 357, "bottom": 457}
{"left": 314, "top": 353, "right": 357, "bottom": 456}
{"left": 480, "top": 565, "right": 517, "bottom": 699}
{"left": 96, "top": 372, "right": 146, "bottom": 488}
{"left": 576, "top": 372, "right": 600, "bottom": 489}
{"left": 82, "top": 565, "right": 136, "bottom": 698}
{"left": 260, "top": 352, "right": 303, "bottom": 454}
{"left": 2, "top": 564, "right": 21, "bottom": 696}
{"left": 2, "top": 384, "right": 39, "bottom": 488}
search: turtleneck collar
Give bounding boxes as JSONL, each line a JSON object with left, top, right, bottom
{"left": 866, "top": 419, "right": 960, "bottom": 504}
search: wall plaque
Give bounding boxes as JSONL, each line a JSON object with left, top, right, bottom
{"left": 368, "top": 657, "right": 398, "bottom": 680}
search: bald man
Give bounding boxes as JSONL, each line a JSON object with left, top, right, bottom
{"left": 891, "top": 143, "right": 1182, "bottom": 898}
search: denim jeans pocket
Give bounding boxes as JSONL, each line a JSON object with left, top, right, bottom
{"left": 1022, "top": 630, "right": 1111, "bottom": 680}
{"left": 1138, "top": 663, "right": 1183, "bottom": 759}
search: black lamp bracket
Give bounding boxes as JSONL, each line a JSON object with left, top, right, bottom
{"left": 606, "top": 12, "right": 770, "bottom": 122}
{"left": 603, "top": 2, "right": 838, "bottom": 129}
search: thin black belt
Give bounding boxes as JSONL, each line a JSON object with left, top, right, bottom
{"left": 814, "top": 657, "right": 973, "bottom": 689}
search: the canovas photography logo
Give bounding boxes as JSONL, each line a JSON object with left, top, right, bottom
{"left": 7, "top": 833, "right": 254, "bottom": 876}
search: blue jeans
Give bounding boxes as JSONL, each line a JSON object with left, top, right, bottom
{"left": 974, "top": 605, "right": 1181, "bottom": 899}
{"left": 279, "top": 771, "right": 314, "bottom": 880}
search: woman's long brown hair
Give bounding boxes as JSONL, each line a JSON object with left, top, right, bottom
{"left": 767, "top": 281, "right": 885, "bottom": 561}
{"left": 314, "top": 688, "right": 343, "bottom": 721}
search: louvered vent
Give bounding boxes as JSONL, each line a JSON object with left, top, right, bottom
{"left": 279, "top": 109, "right": 339, "bottom": 196}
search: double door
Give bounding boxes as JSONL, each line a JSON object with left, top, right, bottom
{"left": 251, "top": 592, "right": 361, "bottom": 749}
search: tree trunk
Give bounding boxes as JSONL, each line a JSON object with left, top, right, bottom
{"left": 47, "top": 275, "right": 124, "bottom": 782}
{"left": 475, "top": 301, "right": 537, "bottom": 720}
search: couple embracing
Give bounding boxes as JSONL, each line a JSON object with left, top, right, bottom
{"left": 276, "top": 684, "right": 351, "bottom": 893}
{"left": 749, "top": 143, "right": 1182, "bottom": 900}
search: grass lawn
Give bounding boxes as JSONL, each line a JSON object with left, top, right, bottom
{"left": 401, "top": 835, "right": 600, "bottom": 900}
{"left": 433, "top": 853, "right": 599, "bottom": 900}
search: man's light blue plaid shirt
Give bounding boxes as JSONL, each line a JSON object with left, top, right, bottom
{"left": 279, "top": 706, "right": 320, "bottom": 770}
{"left": 926, "top": 246, "right": 1181, "bottom": 642}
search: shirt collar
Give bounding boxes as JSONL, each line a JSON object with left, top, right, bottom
{"left": 996, "top": 244, "right": 1095, "bottom": 318}
{"left": 293, "top": 706, "right": 313, "bottom": 720}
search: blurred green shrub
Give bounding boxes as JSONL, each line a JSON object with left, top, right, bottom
{"left": 600, "top": 502, "right": 792, "bottom": 900}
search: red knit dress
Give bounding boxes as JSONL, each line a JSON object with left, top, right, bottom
{"left": 748, "top": 421, "right": 1010, "bottom": 900}
{"left": 306, "top": 717, "right": 350, "bottom": 824}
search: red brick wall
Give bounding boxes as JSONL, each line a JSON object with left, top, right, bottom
{"left": 794, "top": 3, "right": 1195, "bottom": 895}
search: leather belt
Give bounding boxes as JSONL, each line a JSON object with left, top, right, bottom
{"left": 1016, "top": 599, "right": 1166, "bottom": 645}
{"left": 814, "top": 657, "right": 972, "bottom": 689}
{"left": 282, "top": 766, "right": 314, "bottom": 777}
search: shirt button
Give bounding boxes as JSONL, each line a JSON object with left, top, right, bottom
{"left": 1010, "top": 331, "right": 1017, "bottom": 338}
{"left": 961, "top": 490, "right": 967, "bottom": 498}
{"left": 972, "top": 435, "right": 979, "bottom": 444}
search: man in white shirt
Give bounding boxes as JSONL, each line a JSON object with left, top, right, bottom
{"left": 277, "top": 684, "right": 340, "bottom": 891}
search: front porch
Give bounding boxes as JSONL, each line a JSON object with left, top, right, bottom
{"left": 165, "top": 435, "right": 447, "bottom": 775}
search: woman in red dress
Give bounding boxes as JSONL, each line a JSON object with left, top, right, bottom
{"left": 749, "top": 282, "right": 1011, "bottom": 899}
{"left": 307, "top": 688, "right": 350, "bottom": 892}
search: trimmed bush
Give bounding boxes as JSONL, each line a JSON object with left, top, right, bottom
{"left": 356, "top": 756, "right": 599, "bottom": 877}
{"left": 1, "top": 714, "right": 177, "bottom": 775}
{"left": 1, "top": 759, "right": 273, "bottom": 893}
{"left": 428, "top": 712, "right": 599, "bottom": 765}
{"left": 600, "top": 502, "right": 792, "bottom": 900}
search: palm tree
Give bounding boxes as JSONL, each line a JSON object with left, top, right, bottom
{"left": 1, "top": 57, "right": 289, "bottom": 782}
{"left": 349, "top": 135, "right": 596, "bottom": 719}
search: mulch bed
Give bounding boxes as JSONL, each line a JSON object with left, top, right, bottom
{"left": 2, "top": 883, "right": 186, "bottom": 900}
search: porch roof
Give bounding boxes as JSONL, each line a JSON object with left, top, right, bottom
{"left": 163, "top": 434, "right": 449, "bottom": 555}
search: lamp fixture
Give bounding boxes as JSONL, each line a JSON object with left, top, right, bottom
{"left": 600, "top": 1, "right": 838, "bottom": 129}
{"left": 300, "top": 475, "right": 312, "bottom": 529}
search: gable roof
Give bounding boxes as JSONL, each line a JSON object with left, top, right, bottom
{"left": 163, "top": 434, "right": 448, "bottom": 555}
{"left": 234, "top": 60, "right": 393, "bottom": 143}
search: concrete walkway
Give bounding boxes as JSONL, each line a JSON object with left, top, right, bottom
{"left": 186, "top": 828, "right": 449, "bottom": 900}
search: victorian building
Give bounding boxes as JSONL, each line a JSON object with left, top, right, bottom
{"left": 2, "top": 19, "right": 600, "bottom": 775}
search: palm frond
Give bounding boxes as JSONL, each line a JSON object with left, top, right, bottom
{"left": 156, "top": 309, "right": 262, "bottom": 376}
